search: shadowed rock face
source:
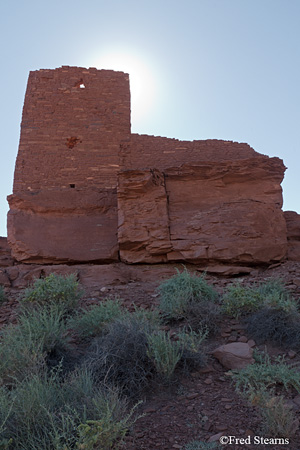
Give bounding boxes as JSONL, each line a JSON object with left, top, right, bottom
{"left": 284, "top": 211, "right": 300, "bottom": 261}
{"left": 118, "top": 157, "right": 287, "bottom": 265}
{"left": 6, "top": 66, "right": 289, "bottom": 265}
{"left": 7, "top": 189, "right": 118, "bottom": 263}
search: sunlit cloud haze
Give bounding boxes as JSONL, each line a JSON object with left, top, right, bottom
{"left": 0, "top": 0, "right": 299, "bottom": 236}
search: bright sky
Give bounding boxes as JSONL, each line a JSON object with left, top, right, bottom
{"left": 1, "top": 0, "right": 299, "bottom": 237}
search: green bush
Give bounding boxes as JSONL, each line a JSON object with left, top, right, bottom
{"left": 131, "top": 305, "right": 162, "bottom": 328}
{"left": 222, "top": 279, "right": 298, "bottom": 319}
{"left": 68, "top": 298, "right": 126, "bottom": 339}
{"left": 0, "top": 303, "right": 70, "bottom": 384}
{"left": 22, "top": 273, "right": 82, "bottom": 312}
{"left": 176, "top": 327, "right": 208, "bottom": 371}
{"left": 232, "top": 351, "right": 300, "bottom": 439}
{"left": 0, "top": 323, "right": 45, "bottom": 386}
{"left": 158, "top": 268, "right": 219, "bottom": 331}
{"left": 0, "top": 368, "right": 75, "bottom": 450}
{"left": 0, "top": 366, "right": 140, "bottom": 450}
{"left": 257, "top": 278, "right": 298, "bottom": 312}
{"left": 177, "top": 327, "right": 208, "bottom": 351}
{"left": 257, "top": 278, "right": 297, "bottom": 314}
{"left": 232, "top": 351, "right": 300, "bottom": 395}
{"left": 222, "top": 282, "right": 263, "bottom": 318}
{"left": 243, "top": 385, "right": 298, "bottom": 438}
{"left": 147, "top": 330, "right": 183, "bottom": 380}
{"left": 19, "top": 303, "right": 69, "bottom": 354}
{"left": 76, "top": 398, "right": 141, "bottom": 450}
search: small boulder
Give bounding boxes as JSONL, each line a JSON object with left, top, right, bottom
{"left": 212, "top": 342, "right": 254, "bottom": 370}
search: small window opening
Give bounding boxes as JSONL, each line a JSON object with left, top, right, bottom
{"left": 74, "top": 78, "right": 85, "bottom": 89}
{"left": 70, "top": 184, "right": 75, "bottom": 188}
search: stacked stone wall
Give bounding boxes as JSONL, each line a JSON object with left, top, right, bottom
{"left": 13, "top": 66, "right": 130, "bottom": 192}
{"left": 125, "top": 134, "right": 258, "bottom": 170}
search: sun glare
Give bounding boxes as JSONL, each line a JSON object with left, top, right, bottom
{"left": 91, "top": 50, "right": 158, "bottom": 127}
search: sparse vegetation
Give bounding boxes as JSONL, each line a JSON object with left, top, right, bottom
{"left": 76, "top": 397, "right": 142, "bottom": 450}
{"left": 0, "top": 366, "right": 139, "bottom": 450}
{"left": 232, "top": 351, "right": 300, "bottom": 439}
{"left": 147, "top": 330, "right": 183, "bottom": 380}
{"left": 259, "top": 391, "right": 298, "bottom": 438}
{"left": 158, "top": 268, "right": 219, "bottom": 332}
{"left": 68, "top": 298, "right": 126, "bottom": 339}
{"left": 222, "top": 278, "right": 298, "bottom": 319}
{"left": 131, "top": 305, "right": 162, "bottom": 328}
{"left": 232, "top": 350, "right": 300, "bottom": 394}
{"left": 0, "top": 303, "right": 69, "bottom": 385}
{"left": 257, "top": 278, "right": 298, "bottom": 314}
{"left": 177, "top": 327, "right": 208, "bottom": 371}
{"left": 22, "top": 273, "right": 83, "bottom": 312}
{"left": 222, "top": 282, "right": 263, "bottom": 318}
{"left": 246, "top": 386, "right": 299, "bottom": 438}
{"left": 1, "top": 267, "right": 300, "bottom": 448}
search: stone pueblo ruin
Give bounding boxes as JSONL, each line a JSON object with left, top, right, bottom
{"left": 1, "top": 66, "right": 300, "bottom": 275}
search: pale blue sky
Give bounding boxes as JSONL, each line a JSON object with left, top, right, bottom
{"left": 1, "top": 0, "right": 299, "bottom": 236}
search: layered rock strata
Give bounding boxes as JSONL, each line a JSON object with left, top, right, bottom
{"left": 118, "top": 157, "right": 287, "bottom": 264}
{"left": 8, "top": 189, "right": 118, "bottom": 263}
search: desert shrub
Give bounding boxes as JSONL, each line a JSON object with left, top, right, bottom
{"left": 245, "top": 386, "right": 298, "bottom": 438}
{"left": 233, "top": 351, "right": 300, "bottom": 439}
{"left": 0, "top": 322, "right": 45, "bottom": 386}
{"left": 18, "top": 303, "right": 69, "bottom": 354}
{"left": 131, "top": 305, "right": 162, "bottom": 328}
{"left": 158, "top": 268, "right": 219, "bottom": 331}
{"left": 146, "top": 331, "right": 182, "bottom": 380}
{"left": 0, "top": 303, "right": 70, "bottom": 384}
{"left": 259, "top": 391, "right": 298, "bottom": 438}
{"left": 222, "top": 282, "right": 263, "bottom": 318}
{"left": 176, "top": 327, "right": 208, "bottom": 371}
{"left": 68, "top": 298, "right": 126, "bottom": 339}
{"left": 0, "top": 368, "right": 74, "bottom": 450}
{"left": 257, "top": 278, "right": 298, "bottom": 314}
{"left": 232, "top": 351, "right": 300, "bottom": 394}
{"left": 22, "top": 273, "right": 82, "bottom": 312}
{"left": 245, "top": 308, "right": 300, "bottom": 349}
{"left": 183, "top": 441, "right": 220, "bottom": 450}
{"left": 0, "top": 286, "right": 5, "bottom": 304}
{"left": 0, "top": 366, "right": 140, "bottom": 450}
{"left": 223, "top": 278, "right": 298, "bottom": 319}
{"left": 76, "top": 398, "right": 141, "bottom": 450}
{"left": 177, "top": 326, "right": 208, "bottom": 351}
{"left": 184, "top": 299, "right": 220, "bottom": 333}
{"left": 85, "top": 317, "right": 155, "bottom": 397}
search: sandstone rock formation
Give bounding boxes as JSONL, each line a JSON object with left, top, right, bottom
{"left": 118, "top": 158, "right": 287, "bottom": 264}
{"left": 6, "top": 66, "right": 291, "bottom": 266}
{"left": 118, "top": 169, "right": 172, "bottom": 263}
{"left": 0, "top": 237, "right": 15, "bottom": 267}
{"left": 212, "top": 342, "right": 255, "bottom": 370}
{"left": 8, "top": 189, "right": 118, "bottom": 263}
{"left": 284, "top": 211, "right": 300, "bottom": 261}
